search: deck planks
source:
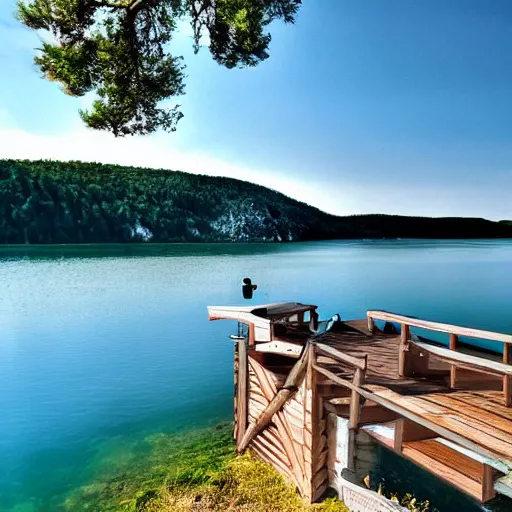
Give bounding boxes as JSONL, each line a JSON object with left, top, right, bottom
{"left": 242, "top": 314, "right": 512, "bottom": 503}
{"left": 367, "top": 386, "right": 512, "bottom": 460}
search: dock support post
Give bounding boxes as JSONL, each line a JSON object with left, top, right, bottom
{"left": 307, "top": 342, "right": 317, "bottom": 500}
{"left": 236, "top": 338, "right": 248, "bottom": 451}
{"left": 504, "top": 344, "right": 511, "bottom": 407}
{"left": 450, "top": 333, "right": 458, "bottom": 389}
{"left": 398, "top": 324, "right": 410, "bottom": 378}
{"left": 348, "top": 366, "right": 365, "bottom": 471}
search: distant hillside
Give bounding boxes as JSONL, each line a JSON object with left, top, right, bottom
{"left": 1, "top": 159, "right": 511, "bottom": 244}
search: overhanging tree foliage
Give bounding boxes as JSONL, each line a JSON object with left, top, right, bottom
{"left": 17, "top": 0, "right": 301, "bottom": 136}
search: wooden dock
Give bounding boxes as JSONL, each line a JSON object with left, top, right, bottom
{"left": 208, "top": 302, "right": 512, "bottom": 508}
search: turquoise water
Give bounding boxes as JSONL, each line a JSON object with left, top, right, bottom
{"left": 1, "top": 239, "right": 512, "bottom": 511}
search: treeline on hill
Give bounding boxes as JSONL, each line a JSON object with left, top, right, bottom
{"left": 0, "top": 159, "right": 511, "bottom": 244}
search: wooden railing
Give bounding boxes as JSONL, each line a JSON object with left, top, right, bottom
{"left": 312, "top": 343, "right": 367, "bottom": 430}
{"left": 367, "top": 310, "right": 512, "bottom": 406}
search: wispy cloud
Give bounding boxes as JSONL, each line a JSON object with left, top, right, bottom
{"left": 0, "top": 119, "right": 507, "bottom": 221}
{"left": 0, "top": 122, "right": 346, "bottom": 213}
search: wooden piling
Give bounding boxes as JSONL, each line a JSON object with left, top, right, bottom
{"left": 398, "top": 324, "right": 410, "bottom": 377}
{"left": 236, "top": 339, "right": 248, "bottom": 451}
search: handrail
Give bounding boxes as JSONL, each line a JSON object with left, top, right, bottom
{"left": 368, "top": 310, "right": 512, "bottom": 405}
{"left": 411, "top": 340, "right": 512, "bottom": 376}
{"left": 314, "top": 342, "right": 367, "bottom": 370}
{"left": 367, "top": 310, "right": 512, "bottom": 345}
{"left": 312, "top": 342, "right": 367, "bottom": 433}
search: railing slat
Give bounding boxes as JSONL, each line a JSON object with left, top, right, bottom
{"left": 504, "top": 344, "right": 511, "bottom": 407}
{"left": 312, "top": 364, "right": 360, "bottom": 393}
{"left": 367, "top": 310, "right": 512, "bottom": 344}
{"left": 314, "top": 342, "right": 367, "bottom": 370}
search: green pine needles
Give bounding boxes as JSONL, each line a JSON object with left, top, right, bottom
{"left": 16, "top": 0, "right": 301, "bottom": 136}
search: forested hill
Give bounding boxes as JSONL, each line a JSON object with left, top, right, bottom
{"left": 1, "top": 159, "right": 511, "bottom": 244}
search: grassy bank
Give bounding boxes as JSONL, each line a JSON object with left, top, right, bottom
{"left": 62, "top": 422, "right": 348, "bottom": 512}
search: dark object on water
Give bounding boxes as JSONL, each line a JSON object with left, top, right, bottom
{"left": 242, "top": 277, "right": 257, "bottom": 299}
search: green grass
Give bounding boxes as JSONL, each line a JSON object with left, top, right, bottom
{"left": 61, "top": 422, "right": 348, "bottom": 512}
{"left": 62, "top": 423, "right": 235, "bottom": 511}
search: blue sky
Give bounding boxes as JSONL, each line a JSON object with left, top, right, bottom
{"left": 0, "top": 0, "right": 511, "bottom": 219}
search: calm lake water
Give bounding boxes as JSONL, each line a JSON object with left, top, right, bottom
{"left": 1, "top": 240, "right": 512, "bottom": 511}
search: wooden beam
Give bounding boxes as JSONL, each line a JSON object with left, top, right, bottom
{"left": 314, "top": 342, "right": 367, "bottom": 370}
{"left": 367, "top": 310, "right": 512, "bottom": 345}
{"left": 315, "top": 366, "right": 512, "bottom": 471}
{"left": 234, "top": 342, "right": 239, "bottom": 441}
{"left": 248, "top": 322, "right": 255, "bottom": 348}
{"left": 482, "top": 464, "right": 496, "bottom": 502}
{"left": 306, "top": 343, "right": 317, "bottom": 502}
{"left": 237, "top": 340, "right": 248, "bottom": 450}
{"left": 238, "top": 347, "right": 309, "bottom": 452}
{"left": 349, "top": 368, "right": 364, "bottom": 430}
{"left": 394, "top": 418, "right": 437, "bottom": 454}
{"left": 399, "top": 324, "right": 410, "bottom": 378}
{"left": 437, "top": 438, "right": 510, "bottom": 475}
{"left": 450, "top": 333, "right": 458, "bottom": 389}
{"left": 255, "top": 340, "right": 302, "bottom": 358}
{"left": 249, "top": 358, "right": 307, "bottom": 491}
{"left": 504, "top": 344, "right": 511, "bottom": 407}
{"left": 359, "top": 387, "right": 512, "bottom": 471}
{"left": 412, "top": 341, "right": 512, "bottom": 377}
{"left": 312, "top": 365, "right": 360, "bottom": 393}
{"left": 401, "top": 440, "right": 489, "bottom": 502}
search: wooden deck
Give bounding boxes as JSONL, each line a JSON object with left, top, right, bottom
{"left": 209, "top": 303, "right": 512, "bottom": 505}
{"left": 310, "top": 321, "right": 512, "bottom": 464}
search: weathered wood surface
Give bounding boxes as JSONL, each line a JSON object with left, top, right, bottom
{"left": 236, "top": 340, "right": 248, "bottom": 450}
{"left": 234, "top": 342, "right": 239, "bottom": 441}
{"left": 367, "top": 310, "right": 512, "bottom": 344}
{"left": 312, "top": 364, "right": 361, "bottom": 393}
{"left": 365, "top": 385, "right": 512, "bottom": 468}
{"left": 401, "top": 439, "right": 491, "bottom": 502}
{"left": 325, "top": 399, "right": 399, "bottom": 424}
{"left": 224, "top": 309, "right": 512, "bottom": 504}
{"left": 248, "top": 356, "right": 307, "bottom": 494}
{"left": 239, "top": 348, "right": 309, "bottom": 451}
{"left": 449, "top": 333, "right": 458, "bottom": 388}
{"left": 342, "top": 319, "right": 374, "bottom": 336}
{"left": 394, "top": 418, "right": 436, "bottom": 453}
{"left": 255, "top": 340, "right": 302, "bottom": 358}
{"left": 504, "top": 343, "right": 511, "bottom": 407}
{"left": 305, "top": 343, "right": 329, "bottom": 502}
{"left": 315, "top": 342, "right": 367, "bottom": 370}
{"left": 412, "top": 340, "right": 512, "bottom": 376}
{"left": 349, "top": 367, "right": 365, "bottom": 430}
{"left": 398, "top": 324, "right": 410, "bottom": 377}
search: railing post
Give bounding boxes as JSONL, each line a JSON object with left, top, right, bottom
{"left": 367, "top": 314, "right": 375, "bottom": 334}
{"left": 349, "top": 368, "right": 364, "bottom": 430}
{"left": 348, "top": 358, "right": 366, "bottom": 472}
{"left": 504, "top": 344, "right": 511, "bottom": 407}
{"left": 248, "top": 322, "right": 255, "bottom": 348}
{"left": 398, "top": 324, "right": 410, "bottom": 377}
{"left": 449, "top": 333, "right": 458, "bottom": 389}
{"left": 307, "top": 342, "right": 317, "bottom": 497}
{"left": 236, "top": 338, "right": 248, "bottom": 451}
